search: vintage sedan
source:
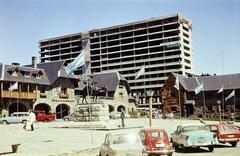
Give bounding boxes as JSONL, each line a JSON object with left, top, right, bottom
{"left": 0, "top": 112, "right": 28, "bottom": 124}
{"left": 171, "top": 123, "right": 217, "bottom": 152}
{"left": 207, "top": 124, "right": 240, "bottom": 147}
{"left": 99, "top": 132, "right": 147, "bottom": 156}
{"left": 139, "top": 128, "right": 173, "bottom": 156}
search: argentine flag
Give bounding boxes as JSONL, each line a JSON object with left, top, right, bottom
{"left": 66, "top": 49, "right": 85, "bottom": 76}
{"left": 194, "top": 83, "right": 204, "bottom": 94}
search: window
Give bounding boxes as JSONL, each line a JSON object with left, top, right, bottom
{"left": 61, "top": 88, "right": 67, "bottom": 94}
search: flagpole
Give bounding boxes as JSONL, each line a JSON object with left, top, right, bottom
{"left": 178, "top": 80, "right": 181, "bottom": 117}
{"left": 234, "top": 89, "right": 236, "bottom": 121}
{"left": 222, "top": 90, "right": 224, "bottom": 122}
{"left": 203, "top": 90, "right": 206, "bottom": 119}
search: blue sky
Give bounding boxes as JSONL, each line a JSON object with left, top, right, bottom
{"left": 0, "top": 0, "right": 239, "bottom": 75}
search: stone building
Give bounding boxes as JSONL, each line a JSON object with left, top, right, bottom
{"left": 0, "top": 59, "right": 78, "bottom": 118}
{"left": 76, "top": 71, "right": 137, "bottom": 114}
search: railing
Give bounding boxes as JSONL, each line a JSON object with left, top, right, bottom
{"left": 1, "top": 91, "right": 38, "bottom": 99}
{"left": 59, "top": 93, "right": 69, "bottom": 98}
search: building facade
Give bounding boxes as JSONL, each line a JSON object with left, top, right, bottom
{"left": 39, "top": 13, "right": 193, "bottom": 107}
{"left": 161, "top": 73, "right": 240, "bottom": 118}
{"left": 0, "top": 59, "right": 78, "bottom": 118}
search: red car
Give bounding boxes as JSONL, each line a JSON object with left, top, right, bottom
{"left": 139, "top": 128, "right": 173, "bottom": 156}
{"left": 207, "top": 124, "right": 240, "bottom": 147}
{"left": 33, "top": 110, "right": 55, "bottom": 122}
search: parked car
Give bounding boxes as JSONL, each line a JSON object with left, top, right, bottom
{"left": 63, "top": 113, "right": 76, "bottom": 121}
{"left": 0, "top": 112, "right": 29, "bottom": 124}
{"left": 207, "top": 124, "right": 240, "bottom": 147}
{"left": 171, "top": 123, "right": 217, "bottom": 152}
{"left": 99, "top": 132, "right": 147, "bottom": 156}
{"left": 139, "top": 128, "right": 173, "bottom": 156}
{"left": 33, "top": 110, "right": 55, "bottom": 122}
{"left": 109, "top": 111, "right": 121, "bottom": 119}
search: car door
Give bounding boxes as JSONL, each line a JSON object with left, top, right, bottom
{"left": 172, "top": 126, "right": 182, "bottom": 144}
{"left": 9, "top": 113, "right": 18, "bottom": 123}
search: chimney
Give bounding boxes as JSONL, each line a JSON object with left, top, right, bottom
{"left": 12, "top": 62, "right": 20, "bottom": 66}
{"left": 32, "top": 56, "right": 37, "bottom": 68}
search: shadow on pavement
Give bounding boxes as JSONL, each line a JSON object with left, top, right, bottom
{"left": 175, "top": 147, "right": 210, "bottom": 153}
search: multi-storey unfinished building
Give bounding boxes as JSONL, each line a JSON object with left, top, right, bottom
{"left": 39, "top": 13, "right": 193, "bottom": 107}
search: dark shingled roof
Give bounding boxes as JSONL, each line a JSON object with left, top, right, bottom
{"left": 92, "top": 71, "right": 128, "bottom": 92}
{"left": 76, "top": 72, "right": 129, "bottom": 92}
{"left": 173, "top": 73, "right": 240, "bottom": 91}
{"left": 0, "top": 63, "right": 50, "bottom": 85}
{"left": 26, "top": 60, "right": 77, "bottom": 84}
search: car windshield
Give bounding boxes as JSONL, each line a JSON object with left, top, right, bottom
{"left": 182, "top": 125, "right": 208, "bottom": 132}
{"left": 219, "top": 125, "right": 238, "bottom": 131}
{"left": 149, "top": 131, "right": 164, "bottom": 138}
{"left": 113, "top": 134, "right": 140, "bottom": 144}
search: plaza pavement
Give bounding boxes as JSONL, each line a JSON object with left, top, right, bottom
{"left": 0, "top": 118, "right": 240, "bottom": 156}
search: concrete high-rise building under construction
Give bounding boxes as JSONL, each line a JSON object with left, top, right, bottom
{"left": 39, "top": 13, "right": 193, "bottom": 106}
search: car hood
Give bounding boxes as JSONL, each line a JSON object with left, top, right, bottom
{"left": 183, "top": 130, "right": 214, "bottom": 137}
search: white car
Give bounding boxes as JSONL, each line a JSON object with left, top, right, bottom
{"left": 0, "top": 112, "right": 29, "bottom": 124}
{"left": 99, "top": 132, "right": 146, "bottom": 156}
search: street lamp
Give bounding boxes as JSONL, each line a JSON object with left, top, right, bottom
{"left": 217, "top": 100, "right": 222, "bottom": 123}
{"left": 147, "top": 90, "right": 154, "bottom": 127}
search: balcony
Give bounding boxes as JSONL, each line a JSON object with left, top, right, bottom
{"left": 1, "top": 91, "right": 38, "bottom": 99}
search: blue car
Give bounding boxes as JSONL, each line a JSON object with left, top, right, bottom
{"left": 171, "top": 123, "right": 218, "bottom": 152}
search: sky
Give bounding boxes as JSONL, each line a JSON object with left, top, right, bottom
{"left": 0, "top": 0, "right": 239, "bottom": 75}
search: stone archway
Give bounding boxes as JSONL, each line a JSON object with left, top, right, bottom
{"left": 8, "top": 103, "right": 27, "bottom": 115}
{"left": 109, "top": 105, "right": 115, "bottom": 112}
{"left": 117, "top": 105, "right": 126, "bottom": 112}
{"left": 56, "top": 104, "right": 70, "bottom": 119}
{"left": 34, "top": 103, "right": 51, "bottom": 113}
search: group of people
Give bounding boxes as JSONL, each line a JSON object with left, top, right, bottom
{"left": 23, "top": 110, "right": 36, "bottom": 131}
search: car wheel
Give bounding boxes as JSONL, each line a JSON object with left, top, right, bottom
{"left": 2, "top": 120, "right": 8, "bottom": 125}
{"left": 64, "top": 118, "right": 69, "bottom": 122}
{"left": 172, "top": 142, "right": 179, "bottom": 151}
{"left": 208, "top": 146, "right": 214, "bottom": 152}
{"left": 167, "top": 153, "right": 173, "bottom": 156}
{"left": 230, "top": 142, "right": 237, "bottom": 147}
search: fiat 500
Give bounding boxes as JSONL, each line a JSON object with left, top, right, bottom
{"left": 139, "top": 128, "right": 173, "bottom": 156}
{"left": 171, "top": 123, "right": 217, "bottom": 152}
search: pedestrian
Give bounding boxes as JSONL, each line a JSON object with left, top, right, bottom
{"left": 120, "top": 108, "right": 125, "bottom": 127}
{"left": 230, "top": 112, "right": 234, "bottom": 121}
{"left": 27, "top": 110, "right": 36, "bottom": 131}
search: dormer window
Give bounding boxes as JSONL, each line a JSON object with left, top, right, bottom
{"left": 24, "top": 72, "right": 31, "bottom": 78}
{"left": 12, "top": 70, "right": 19, "bottom": 77}
{"left": 32, "top": 70, "right": 44, "bottom": 79}
{"left": 36, "top": 73, "right": 42, "bottom": 79}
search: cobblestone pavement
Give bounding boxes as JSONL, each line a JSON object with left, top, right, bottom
{"left": 0, "top": 118, "right": 239, "bottom": 156}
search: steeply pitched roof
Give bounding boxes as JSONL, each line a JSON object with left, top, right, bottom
{"left": 173, "top": 73, "right": 240, "bottom": 91}
{"left": 92, "top": 71, "right": 128, "bottom": 92}
{"left": 76, "top": 72, "right": 129, "bottom": 92}
{"left": 26, "top": 60, "right": 78, "bottom": 84}
{"left": 0, "top": 63, "right": 50, "bottom": 85}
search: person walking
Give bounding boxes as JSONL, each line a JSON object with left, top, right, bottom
{"left": 28, "top": 110, "right": 36, "bottom": 131}
{"left": 120, "top": 108, "right": 125, "bottom": 127}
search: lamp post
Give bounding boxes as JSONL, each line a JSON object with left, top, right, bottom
{"left": 147, "top": 90, "right": 154, "bottom": 127}
{"left": 217, "top": 100, "right": 222, "bottom": 123}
